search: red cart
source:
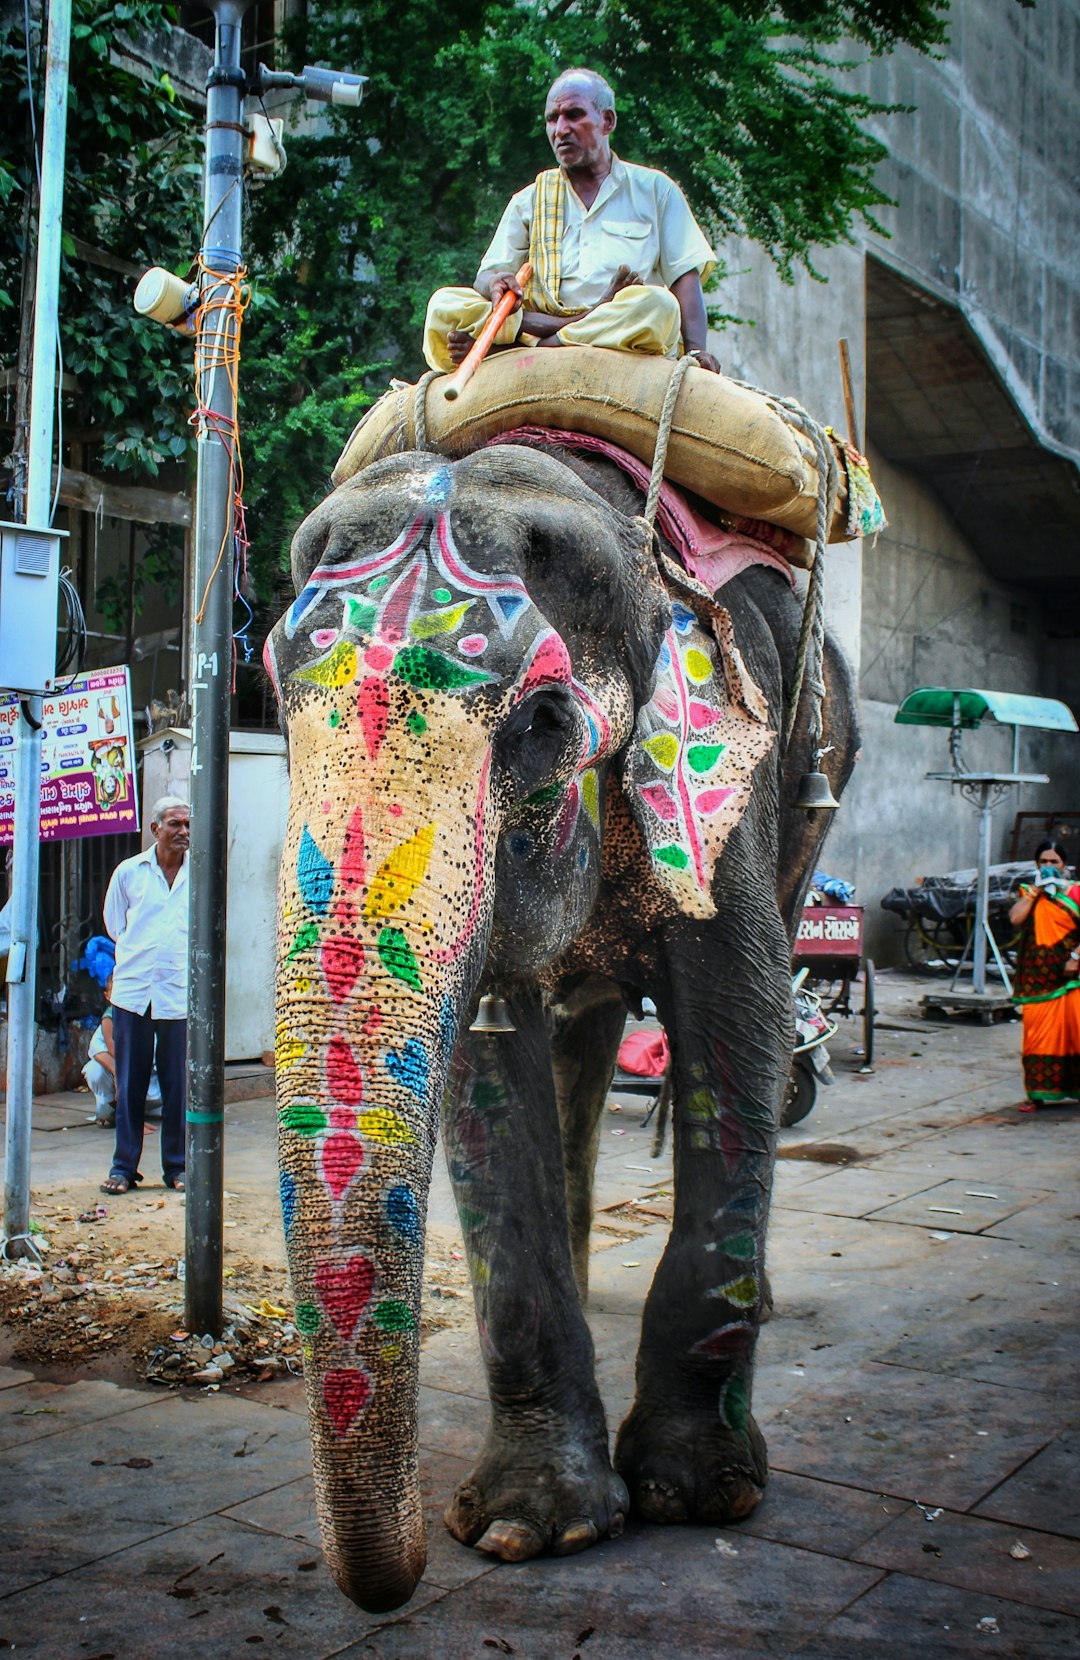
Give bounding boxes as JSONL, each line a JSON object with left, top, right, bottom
{"left": 793, "top": 903, "right": 875, "bottom": 1070}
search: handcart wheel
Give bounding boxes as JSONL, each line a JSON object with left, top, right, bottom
{"left": 904, "top": 915, "right": 968, "bottom": 974}
{"left": 860, "top": 958, "right": 875, "bottom": 1071}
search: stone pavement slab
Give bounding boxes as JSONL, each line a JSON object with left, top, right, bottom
{"left": 873, "top": 1288, "right": 1080, "bottom": 1402}
{"left": 851, "top": 1504, "right": 1080, "bottom": 1616}
{"left": 866, "top": 1177, "right": 1052, "bottom": 1233}
{"left": 0, "top": 1390, "right": 311, "bottom": 1596}
{"left": 732, "top": 1469, "right": 914, "bottom": 1556}
{"left": 775, "top": 1163, "right": 950, "bottom": 1217}
{"left": 764, "top": 1363, "right": 1070, "bottom": 1509}
{"left": 981, "top": 1189, "right": 1080, "bottom": 1249}
{"left": 0, "top": 1512, "right": 400, "bottom": 1659}
{"left": 787, "top": 1571, "right": 1080, "bottom": 1659}
{"left": 1, "top": 972, "right": 1077, "bottom": 1656}
{"left": 0, "top": 1374, "right": 159, "bottom": 1452}
{"left": 336, "top": 1527, "right": 884, "bottom": 1660}
{"left": 0, "top": 1094, "right": 96, "bottom": 1132}
{"left": 973, "top": 1428, "right": 1080, "bottom": 1539}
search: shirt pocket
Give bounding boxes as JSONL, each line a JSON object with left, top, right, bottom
{"left": 602, "top": 220, "right": 651, "bottom": 239}
{"left": 598, "top": 219, "right": 657, "bottom": 279}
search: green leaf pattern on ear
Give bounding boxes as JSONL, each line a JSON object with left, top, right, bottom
{"left": 623, "top": 600, "right": 775, "bottom": 918}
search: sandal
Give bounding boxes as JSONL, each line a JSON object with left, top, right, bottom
{"left": 166, "top": 1175, "right": 185, "bottom": 1192}
{"left": 100, "top": 1175, "right": 132, "bottom": 1195}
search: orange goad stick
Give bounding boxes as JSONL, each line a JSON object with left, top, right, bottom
{"left": 442, "top": 261, "right": 532, "bottom": 402}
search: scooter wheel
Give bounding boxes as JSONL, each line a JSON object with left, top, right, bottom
{"left": 781, "top": 1057, "right": 818, "bottom": 1127}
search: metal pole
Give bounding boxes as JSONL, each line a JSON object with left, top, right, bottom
{"left": 3, "top": 0, "right": 70, "bottom": 1261}
{"left": 185, "top": 0, "right": 253, "bottom": 1335}
{"left": 971, "top": 783, "right": 993, "bottom": 996}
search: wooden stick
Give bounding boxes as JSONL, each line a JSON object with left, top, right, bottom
{"left": 443, "top": 262, "right": 532, "bottom": 402}
{"left": 838, "top": 337, "right": 860, "bottom": 453}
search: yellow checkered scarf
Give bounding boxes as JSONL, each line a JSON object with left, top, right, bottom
{"left": 525, "top": 169, "right": 584, "bottom": 317}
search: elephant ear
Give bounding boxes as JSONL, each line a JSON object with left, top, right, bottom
{"left": 622, "top": 578, "right": 776, "bottom": 920}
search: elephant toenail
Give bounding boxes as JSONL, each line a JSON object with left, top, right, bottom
{"left": 476, "top": 1520, "right": 542, "bottom": 1561}
{"left": 609, "top": 1511, "right": 626, "bottom": 1538}
{"left": 553, "top": 1518, "right": 597, "bottom": 1556}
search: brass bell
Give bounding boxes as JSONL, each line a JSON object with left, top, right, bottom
{"left": 469, "top": 993, "right": 516, "bottom": 1034}
{"left": 793, "top": 770, "right": 840, "bottom": 813}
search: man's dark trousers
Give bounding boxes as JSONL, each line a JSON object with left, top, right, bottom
{"left": 109, "top": 1006, "right": 186, "bottom": 1186}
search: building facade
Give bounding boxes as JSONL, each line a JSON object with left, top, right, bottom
{"left": 716, "top": 0, "right": 1080, "bottom": 959}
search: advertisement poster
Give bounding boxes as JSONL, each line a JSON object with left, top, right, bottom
{"left": 0, "top": 667, "right": 140, "bottom": 844}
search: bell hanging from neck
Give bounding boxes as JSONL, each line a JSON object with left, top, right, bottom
{"left": 469, "top": 992, "right": 516, "bottom": 1035}
{"left": 793, "top": 765, "right": 839, "bottom": 814}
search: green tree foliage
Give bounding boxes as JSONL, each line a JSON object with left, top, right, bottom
{"left": 2, "top": 1, "right": 987, "bottom": 618}
{"left": 241, "top": 0, "right": 960, "bottom": 588}
{"left": 0, "top": 1, "right": 202, "bottom": 486}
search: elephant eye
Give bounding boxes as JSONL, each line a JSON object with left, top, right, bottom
{"left": 496, "top": 689, "right": 581, "bottom": 795}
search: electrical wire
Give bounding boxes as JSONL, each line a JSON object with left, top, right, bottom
{"left": 256, "top": 93, "right": 288, "bottom": 176}
{"left": 54, "top": 566, "right": 88, "bottom": 685}
{"left": 189, "top": 252, "right": 253, "bottom": 685}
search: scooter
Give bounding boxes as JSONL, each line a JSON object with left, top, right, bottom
{"left": 782, "top": 967, "right": 838, "bottom": 1127}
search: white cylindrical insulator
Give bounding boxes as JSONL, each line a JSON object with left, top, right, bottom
{"left": 134, "top": 267, "right": 198, "bottom": 334}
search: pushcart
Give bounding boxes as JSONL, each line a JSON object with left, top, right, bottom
{"left": 793, "top": 902, "right": 875, "bottom": 1070}
{"left": 880, "top": 863, "right": 1028, "bottom": 979}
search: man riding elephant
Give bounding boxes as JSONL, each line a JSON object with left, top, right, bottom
{"left": 423, "top": 67, "right": 722, "bottom": 375}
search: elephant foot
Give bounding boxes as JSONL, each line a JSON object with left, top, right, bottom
{"left": 444, "top": 1429, "right": 628, "bottom": 1562}
{"left": 614, "top": 1400, "right": 767, "bottom": 1525}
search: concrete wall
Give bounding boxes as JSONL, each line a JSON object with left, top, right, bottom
{"left": 711, "top": 3, "right": 1080, "bottom": 962}
{"left": 862, "top": 0, "right": 1080, "bottom": 462}
{"left": 824, "top": 448, "right": 1080, "bottom": 959}
{"left": 712, "top": 241, "right": 866, "bottom": 675}
{"left": 139, "top": 730, "right": 289, "bottom": 1061}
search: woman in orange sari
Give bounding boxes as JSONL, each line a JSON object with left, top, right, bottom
{"left": 1009, "top": 839, "right": 1080, "bottom": 1108}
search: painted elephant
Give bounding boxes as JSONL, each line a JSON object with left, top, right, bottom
{"left": 265, "top": 441, "right": 857, "bottom": 1612}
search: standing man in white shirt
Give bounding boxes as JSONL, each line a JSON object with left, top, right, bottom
{"left": 100, "top": 796, "right": 190, "bottom": 1195}
{"left": 423, "top": 67, "right": 721, "bottom": 374}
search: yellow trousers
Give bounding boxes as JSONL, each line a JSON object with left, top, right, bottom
{"left": 423, "top": 284, "right": 683, "bottom": 373}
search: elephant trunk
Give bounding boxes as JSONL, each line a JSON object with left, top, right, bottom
{"left": 275, "top": 722, "right": 491, "bottom": 1611}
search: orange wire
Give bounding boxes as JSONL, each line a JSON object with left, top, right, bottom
{"left": 191, "top": 253, "right": 250, "bottom": 625}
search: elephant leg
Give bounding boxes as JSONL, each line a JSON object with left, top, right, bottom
{"left": 549, "top": 979, "right": 627, "bottom": 1303}
{"left": 442, "top": 985, "right": 628, "bottom": 1561}
{"left": 614, "top": 900, "right": 789, "bottom": 1526}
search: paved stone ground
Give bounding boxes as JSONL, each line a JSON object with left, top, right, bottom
{"left": 0, "top": 970, "right": 1077, "bottom": 1658}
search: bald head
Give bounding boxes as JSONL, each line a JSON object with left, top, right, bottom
{"left": 547, "top": 67, "right": 615, "bottom": 116}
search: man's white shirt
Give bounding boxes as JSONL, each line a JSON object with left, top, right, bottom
{"left": 104, "top": 846, "right": 190, "bottom": 1020}
{"left": 478, "top": 157, "right": 714, "bottom": 311}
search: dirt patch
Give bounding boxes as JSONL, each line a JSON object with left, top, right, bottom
{"left": 0, "top": 1188, "right": 474, "bottom": 1389}
{"left": 605, "top": 1189, "right": 673, "bottom": 1224}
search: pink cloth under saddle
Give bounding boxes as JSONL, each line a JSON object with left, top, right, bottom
{"left": 487, "top": 425, "right": 797, "bottom": 592}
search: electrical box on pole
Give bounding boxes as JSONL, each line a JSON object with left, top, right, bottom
{"left": 0, "top": 521, "right": 66, "bottom": 695}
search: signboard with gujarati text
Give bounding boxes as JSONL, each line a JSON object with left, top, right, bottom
{"left": 0, "top": 667, "right": 139, "bottom": 843}
{"left": 795, "top": 905, "right": 863, "bottom": 958}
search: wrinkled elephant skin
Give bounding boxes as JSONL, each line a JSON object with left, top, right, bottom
{"left": 268, "top": 445, "right": 857, "bottom": 1610}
